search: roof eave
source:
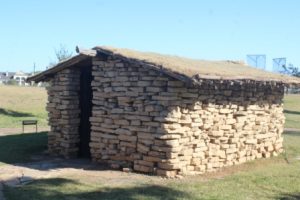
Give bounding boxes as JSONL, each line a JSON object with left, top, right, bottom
{"left": 27, "top": 48, "right": 97, "bottom": 82}
{"left": 27, "top": 46, "right": 300, "bottom": 87}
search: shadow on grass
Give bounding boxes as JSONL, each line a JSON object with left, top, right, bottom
{"left": 277, "top": 193, "right": 300, "bottom": 200}
{"left": 284, "top": 109, "right": 300, "bottom": 115}
{"left": 283, "top": 131, "right": 300, "bottom": 137}
{"left": 0, "top": 108, "right": 34, "bottom": 117}
{"left": 0, "top": 132, "right": 47, "bottom": 164}
{"left": 3, "top": 178, "right": 190, "bottom": 200}
{"left": 0, "top": 132, "right": 111, "bottom": 172}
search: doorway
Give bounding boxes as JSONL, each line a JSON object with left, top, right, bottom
{"left": 78, "top": 65, "right": 92, "bottom": 158}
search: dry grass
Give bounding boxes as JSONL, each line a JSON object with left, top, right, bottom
{"left": 0, "top": 85, "right": 48, "bottom": 128}
{"left": 96, "top": 46, "right": 300, "bottom": 84}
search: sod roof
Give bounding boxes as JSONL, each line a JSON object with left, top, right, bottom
{"left": 95, "top": 46, "right": 300, "bottom": 85}
{"left": 28, "top": 46, "right": 300, "bottom": 85}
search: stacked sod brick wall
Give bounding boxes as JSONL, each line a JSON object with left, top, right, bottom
{"left": 89, "top": 56, "right": 285, "bottom": 177}
{"left": 46, "top": 68, "right": 81, "bottom": 158}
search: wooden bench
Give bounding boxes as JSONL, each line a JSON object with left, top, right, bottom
{"left": 22, "top": 120, "right": 38, "bottom": 133}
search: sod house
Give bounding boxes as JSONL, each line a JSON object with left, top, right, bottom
{"left": 28, "top": 46, "right": 300, "bottom": 177}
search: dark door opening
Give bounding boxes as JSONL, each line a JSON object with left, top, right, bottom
{"left": 79, "top": 65, "right": 92, "bottom": 158}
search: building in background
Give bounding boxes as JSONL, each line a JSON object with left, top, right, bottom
{"left": 0, "top": 72, "right": 15, "bottom": 84}
{"left": 13, "top": 71, "right": 30, "bottom": 86}
{"left": 0, "top": 71, "right": 31, "bottom": 86}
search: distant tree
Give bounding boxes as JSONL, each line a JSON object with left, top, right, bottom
{"left": 282, "top": 64, "right": 300, "bottom": 77}
{"left": 47, "top": 44, "right": 73, "bottom": 69}
{"left": 6, "top": 79, "right": 18, "bottom": 85}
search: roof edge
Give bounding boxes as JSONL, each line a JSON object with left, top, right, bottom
{"left": 27, "top": 47, "right": 95, "bottom": 82}
{"left": 94, "top": 46, "right": 300, "bottom": 86}
{"left": 27, "top": 46, "right": 300, "bottom": 87}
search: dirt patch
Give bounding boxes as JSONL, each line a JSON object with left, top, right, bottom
{"left": 284, "top": 128, "right": 300, "bottom": 132}
{"left": 0, "top": 155, "right": 285, "bottom": 189}
{"left": 0, "top": 158, "right": 165, "bottom": 188}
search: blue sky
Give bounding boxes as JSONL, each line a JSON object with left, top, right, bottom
{"left": 0, "top": 0, "right": 299, "bottom": 72}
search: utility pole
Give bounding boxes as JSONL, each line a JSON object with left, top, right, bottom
{"left": 33, "top": 62, "right": 36, "bottom": 75}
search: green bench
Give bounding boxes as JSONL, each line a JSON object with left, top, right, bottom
{"left": 22, "top": 120, "right": 38, "bottom": 133}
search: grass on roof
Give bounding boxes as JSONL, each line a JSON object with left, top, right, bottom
{"left": 97, "top": 46, "right": 300, "bottom": 83}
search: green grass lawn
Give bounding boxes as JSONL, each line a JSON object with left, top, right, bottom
{"left": 0, "top": 86, "right": 299, "bottom": 199}
{"left": 284, "top": 94, "right": 300, "bottom": 129}
{"left": 3, "top": 131, "right": 300, "bottom": 200}
{"left": 0, "top": 85, "right": 48, "bottom": 128}
{"left": 0, "top": 132, "right": 47, "bottom": 166}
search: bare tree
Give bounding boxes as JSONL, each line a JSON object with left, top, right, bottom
{"left": 55, "top": 44, "right": 73, "bottom": 62}
{"left": 47, "top": 44, "right": 73, "bottom": 69}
